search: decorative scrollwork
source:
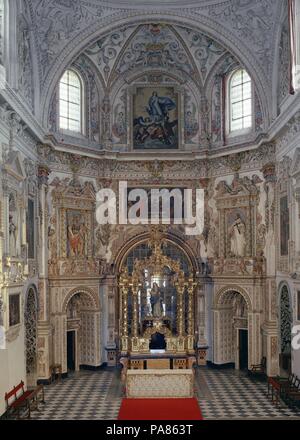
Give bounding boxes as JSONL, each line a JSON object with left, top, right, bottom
{"left": 280, "top": 286, "right": 292, "bottom": 354}
{"left": 25, "top": 288, "right": 37, "bottom": 375}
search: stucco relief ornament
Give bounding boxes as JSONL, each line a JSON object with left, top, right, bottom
{"left": 257, "top": 223, "right": 267, "bottom": 253}
{"left": 146, "top": 160, "right": 164, "bottom": 179}
{"left": 101, "top": 95, "right": 112, "bottom": 144}
{"left": 262, "top": 162, "right": 276, "bottom": 232}
{"left": 179, "top": 26, "right": 225, "bottom": 81}
{"left": 95, "top": 223, "right": 117, "bottom": 263}
{"left": 216, "top": 172, "right": 262, "bottom": 197}
{"left": 208, "top": 0, "right": 275, "bottom": 75}
{"left": 18, "top": 12, "right": 33, "bottom": 108}
{"left": 38, "top": 165, "right": 50, "bottom": 187}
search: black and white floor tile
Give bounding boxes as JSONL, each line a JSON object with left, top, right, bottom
{"left": 29, "top": 367, "right": 300, "bottom": 420}
{"left": 196, "top": 368, "right": 300, "bottom": 420}
{"left": 31, "top": 368, "right": 122, "bottom": 420}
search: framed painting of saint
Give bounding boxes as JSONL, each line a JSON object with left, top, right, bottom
{"left": 66, "top": 210, "right": 89, "bottom": 258}
{"left": 132, "top": 86, "right": 179, "bottom": 149}
{"left": 9, "top": 294, "right": 20, "bottom": 327}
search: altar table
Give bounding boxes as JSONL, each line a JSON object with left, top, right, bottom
{"left": 126, "top": 369, "right": 194, "bottom": 398}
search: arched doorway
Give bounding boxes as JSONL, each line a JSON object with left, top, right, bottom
{"left": 279, "top": 285, "right": 292, "bottom": 375}
{"left": 64, "top": 290, "right": 101, "bottom": 373}
{"left": 25, "top": 287, "right": 38, "bottom": 387}
{"left": 213, "top": 289, "right": 250, "bottom": 370}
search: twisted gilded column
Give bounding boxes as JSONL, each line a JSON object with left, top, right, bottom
{"left": 187, "top": 279, "right": 195, "bottom": 336}
{"left": 121, "top": 285, "right": 128, "bottom": 338}
{"left": 187, "top": 278, "right": 196, "bottom": 352}
{"left": 119, "top": 269, "right": 129, "bottom": 353}
{"left": 131, "top": 285, "right": 139, "bottom": 338}
{"left": 176, "top": 274, "right": 185, "bottom": 337}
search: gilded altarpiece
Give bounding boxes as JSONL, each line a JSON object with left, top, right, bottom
{"left": 119, "top": 229, "right": 197, "bottom": 360}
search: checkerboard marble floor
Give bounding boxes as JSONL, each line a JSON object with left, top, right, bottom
{"left": 29, "top": 367, "right": 300, "bottom": 420}
{"left": 31, "top": 368, "right": 123, "bottom": 420}
{"left": 196, "top": 367, "right": 300, "bottom": 420}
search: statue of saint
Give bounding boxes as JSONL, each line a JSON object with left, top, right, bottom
{"left": 229, "top": 214, "right": 246, "bottom": 257}
{"left": 9, "top": 214, "right": 17, "bottom": 257}
{"left": 150, "top": 282, "right": 163, "bottom": 317}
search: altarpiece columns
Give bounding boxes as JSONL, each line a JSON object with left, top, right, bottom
{"left": 118, "top": 230, "right": 196, "bottom": 357}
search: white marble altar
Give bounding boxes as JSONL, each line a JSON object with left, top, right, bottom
{"left": 126, "top": 369, "right": 194, "bottom": 398}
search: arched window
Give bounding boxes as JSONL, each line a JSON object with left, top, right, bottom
{"left": 228, "top": 69, "right": 252, "bottom": 133}
{"left": 59, "top": 69, "right": 83, "bottom": 133}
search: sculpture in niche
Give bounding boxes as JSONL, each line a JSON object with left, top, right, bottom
{"left": 257, "top": 223, "right": 267, "bottom": 253}
{"left": 112, "top": 111, "right": 127, "bottom": 143}
{"left": 8, "top": 193, "right": 18, "bottom": 257}
{"left": 233, "top": 295, "right": 247, "bottom": 319}
{"left": 9, "top": 214, "right": 17, "bottom": 257}
{"left": 48, "top": 216, "right": 57, "bottom": 259}
{"left": 67, "top": 294, "right": 81, "bottom": 319}
{"left": 264, "top": 181, "right": 275, "bottom": 232}
{"left": 67, "top": 211, "right": 88, "bottom": 257}
{"left": 228, "top": 213, "right": 246, "bottom": 258}
{"left": 150, "top": 282, "right": 164, "bottom": 318}
{"left": 133, "top": 87, "right": 178, "bottom": 149}
{"left": 185, "top": 111, "right": 198, "bottom": 140}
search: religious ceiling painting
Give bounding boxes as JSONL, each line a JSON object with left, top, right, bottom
{"left": 132, "top": 86, "right": 179, "bottom": 149}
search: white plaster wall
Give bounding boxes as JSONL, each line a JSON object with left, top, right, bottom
{"left": 0, "top": 349, "right": 9, "bottom": 416}
{"left": 0, "top": 328, "right": 26, "bottom": 416}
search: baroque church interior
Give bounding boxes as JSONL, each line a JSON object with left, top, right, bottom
{"left": 1, "top": 0, "right": 300, "bottom": 421}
